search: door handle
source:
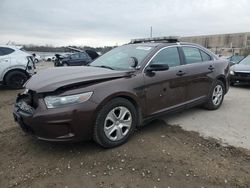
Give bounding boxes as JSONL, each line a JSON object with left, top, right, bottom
{"left": 176, "top": 70, "right": 186, "bottom": 76}
{"left": 208, "top": 65, "right": 215, "bottom": 71}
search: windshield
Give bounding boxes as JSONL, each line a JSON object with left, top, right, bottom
{"left": 230, "top": 55, "right": 245, "bottom": 63}
{"left": 239, "top": 55, "right": 250, "bottom": 65}
{"left": 90, "top": 45, "right": 154, "bottom": 70}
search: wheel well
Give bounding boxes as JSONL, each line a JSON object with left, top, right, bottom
{"left": 97, "top": 95, "right": 142, "bottom": 127}
{"left": 3, "top": 69, "right": 29, "bottom": 84}
{"left": 217, "top": 76, "right": 226, "bottom": 88}
{"left": 114, "top": 95, "right": 142, "bottom": 127}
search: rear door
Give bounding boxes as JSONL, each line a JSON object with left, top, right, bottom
{"left": 79, "top": 52, "right": 92, "bottom": 65}
{"left": 143, "top": 46, "right": 188, "bottom": 115}
{"left": 180, "top": 46, "right": 215, "bottom": 102}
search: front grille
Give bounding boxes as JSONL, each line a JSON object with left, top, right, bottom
{"left": 235, "top": 72, "right": 250, "bottom": 78}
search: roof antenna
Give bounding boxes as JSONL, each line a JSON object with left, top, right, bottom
{"left": 150, "top": 26, "right": 153, "bottom": 38}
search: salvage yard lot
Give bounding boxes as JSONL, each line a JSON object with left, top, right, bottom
{"left": 0, "top": 65, "right": 250, "bottom": 187}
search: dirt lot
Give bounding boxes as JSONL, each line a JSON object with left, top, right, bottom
{"left": 0, "top": 66, "right": 250, "bottom": 187}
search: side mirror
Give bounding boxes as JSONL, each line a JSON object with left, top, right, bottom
{"left": 128, "top": 57, "right": 138, "bottom": 68}
{"left": 146, "top": 64, "right": 169, "bottom": 72}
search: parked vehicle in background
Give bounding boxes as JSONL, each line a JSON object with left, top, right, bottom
{"left": 230, "top": 55, "right": 250, "bottom": 85}
{"left": 13, "top": 37, "right": 230, "bottom": 148}
{"left": 45, "top": 55, "right": 56, "bottom": 62}
{"left": 54, "top": 50, "right": 99, "bottom": 67}
{"left": 0, "top": 45, "right": 35, "bottom": 89}
{"left": 32, "top": 53, "right": 42, "bottom": 63}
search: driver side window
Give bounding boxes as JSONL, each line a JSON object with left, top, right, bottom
{"left": 151, "top": 47, "right": 180, "bottom": 67}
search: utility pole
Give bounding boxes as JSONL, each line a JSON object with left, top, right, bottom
{"left": 150, "top": 26, "right": 153, "bottom": 38}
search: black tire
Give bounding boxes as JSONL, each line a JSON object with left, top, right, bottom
{"left": 93, "top": 98, "right": 137, "bottom": 148}
{"left": 204, "top": 80, "right": 225, "bottom": 110}
{"left": 62, "top": 62, "right": 68, "bottom": 66}
{"left": 5, "top": 71, "right": 28, "bottom": 89}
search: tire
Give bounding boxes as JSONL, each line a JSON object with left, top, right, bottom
{"left": 204, "top": 80, "right": 225, "bottom": 110}
{"left": 93, "top": 98, "right": 137, "bottom": 148}
{"left": 5, "top": 71, "right": 28, "bottom": 89}
{"left": 62, "top": 62, "right": 68, "bottom": 66}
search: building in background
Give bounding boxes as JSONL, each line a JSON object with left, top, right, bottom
{"left": 181, "top": 32, "right": 250, "bottom": 56}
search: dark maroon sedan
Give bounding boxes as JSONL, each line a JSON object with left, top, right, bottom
{"left": 13, "top": 37, "right": 230, "bottom": 148}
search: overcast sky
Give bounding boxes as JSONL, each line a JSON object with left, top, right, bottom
{"left": 0, "top": 0, "right": 250, "bottom": 47}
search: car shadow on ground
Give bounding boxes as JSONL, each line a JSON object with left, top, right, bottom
{"left": 232, "top": 83, "right": 250, "bottom": 89}
{"left": 25, "top": 119, "right": 170, "bottom": 154}
{"left": 0, "top": 85, "right": 9, "bottom": 90}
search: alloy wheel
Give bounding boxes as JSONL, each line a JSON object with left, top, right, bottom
{"left": 212, "top": 85, "right": 223, "bottom": 106}
{"left": 104, "top": 106, "right": 132, "bottom": 141}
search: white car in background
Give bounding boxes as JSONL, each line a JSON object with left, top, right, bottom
{"left": 0, "top": 45, "right": 35, "bottom": 89}
{"left": 44, "top": 55, "right": 56, "bottom": 61}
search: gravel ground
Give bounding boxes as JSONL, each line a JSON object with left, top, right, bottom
{"left": 0, "top": 63, "right": 250, "bottom": 187}
{"left": 1, "top": 122, "right": 250, "bottom": 188}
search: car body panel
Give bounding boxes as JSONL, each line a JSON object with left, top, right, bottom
{"left": 25, "top": 66, "right": 129, "bottom": 93}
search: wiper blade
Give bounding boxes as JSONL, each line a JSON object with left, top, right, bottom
{"left": 94, "top": 65, "right": 114, "bottom": 70}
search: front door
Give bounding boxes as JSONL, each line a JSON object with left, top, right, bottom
{"left": 143, "top": 46, "right": 187, "bottom": 116}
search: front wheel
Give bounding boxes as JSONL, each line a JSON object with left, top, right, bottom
{"left": 93, "top": 98, "right": 137, "bottom": 148}
{"left": 204, "top": 80, "right": 225, "bottom": 110}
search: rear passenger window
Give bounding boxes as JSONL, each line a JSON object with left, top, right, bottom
{"left": 151, "top": 47, "right": 180, "bottom": 67}
{"left": 182, "top": 47, "right": 202, "bottom": 64}
{"left": 79, "top": 53, "right": 88, "bottom": 59}
{"left": 0, "top": 47, "right": 14, "bottom": 56}
{"left": 71, "top": 53, "right": 80, "bottom": 59}
{"left": 200, "top": 50, "right": 211, "bottom": 61}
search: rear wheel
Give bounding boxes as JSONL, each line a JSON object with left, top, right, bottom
{"left": 62, "top": 62, "right": 68, "bottom": 66}
{"left": 5, "top": 71, "right": 28, "bottom": 89}
{"left": 93, "top": 98, "right": 137, "bottom": 148}
{"left": 204, "top": 80, "right": 225, "bottom": 110}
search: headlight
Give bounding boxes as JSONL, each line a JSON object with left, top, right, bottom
{"left": 44, "top": 92, "right": 93, "bottom": 109}
{"left": 230, "top": 70, "right": 235, "bottom": 75}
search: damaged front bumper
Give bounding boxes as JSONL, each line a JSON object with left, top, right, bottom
{"left": 13, "top": 91, "right": 97, "bottom": 142}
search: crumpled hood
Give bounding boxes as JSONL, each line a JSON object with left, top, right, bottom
{"left": 231, "top": 64, "right": 250, "bottom": 72}
{"left": 25, "top": 66, "right": 128, "bottom": 93}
